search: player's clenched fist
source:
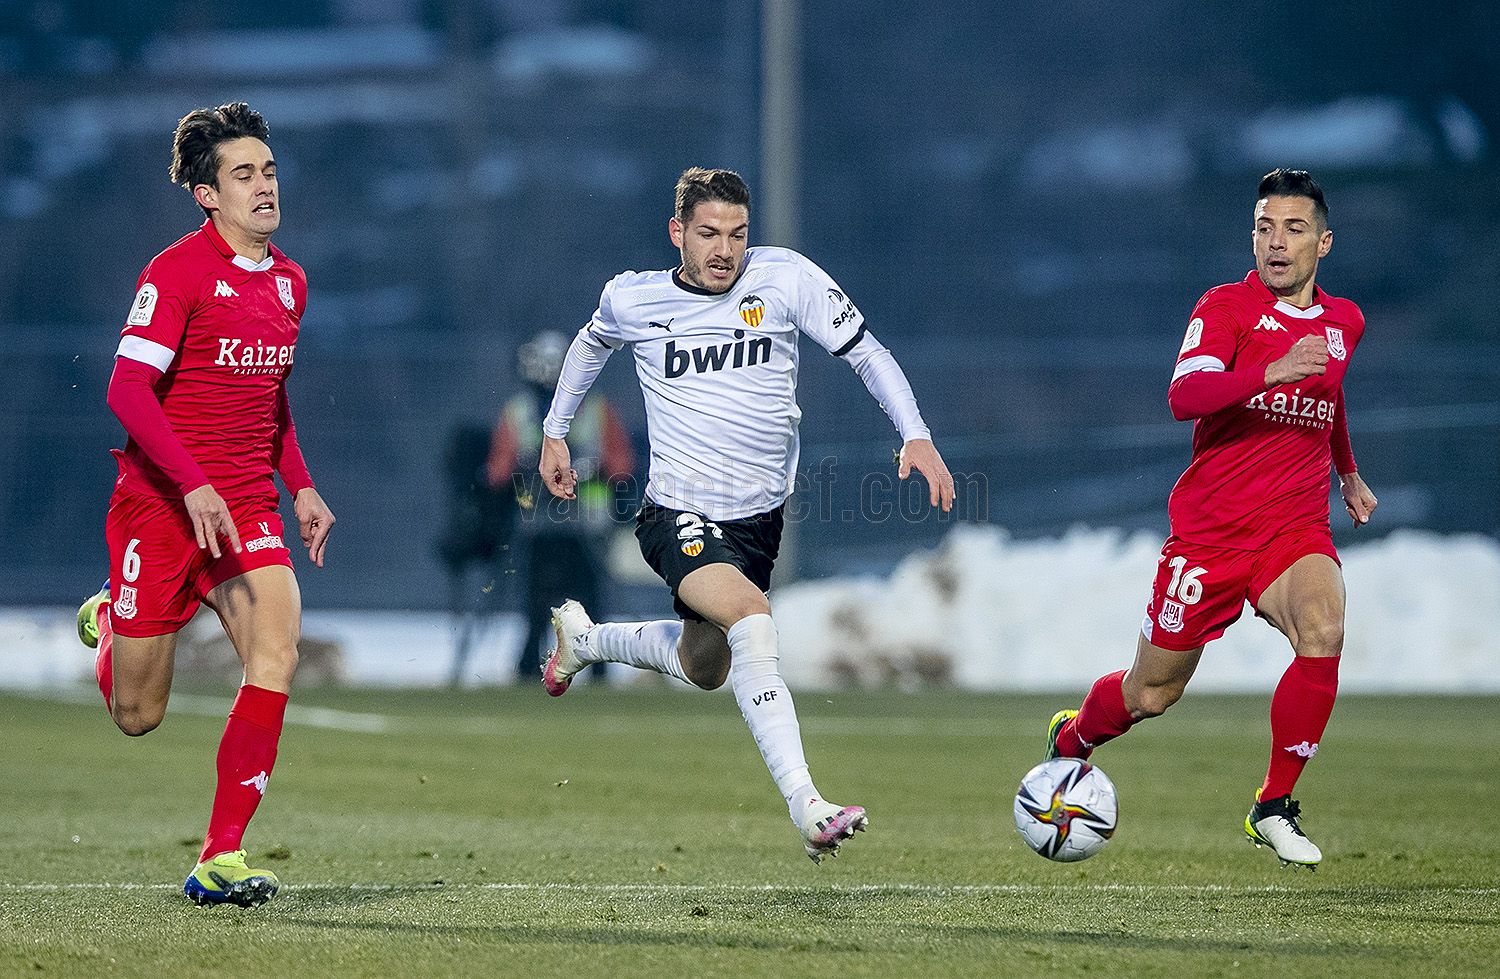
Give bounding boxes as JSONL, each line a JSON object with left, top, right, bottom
{"left": 1265, "top": 334, "right": 1329, "bottom": 387}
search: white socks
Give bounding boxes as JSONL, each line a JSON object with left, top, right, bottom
{"left": 586, "top": 620, "right": 689, "bottom": 684}
{"left": 727, "top": 613, "right": 818, "bottom": 819}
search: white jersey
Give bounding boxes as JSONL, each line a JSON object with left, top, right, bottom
{"left": 546, "top": 246, "right": 928, "bottom": 521}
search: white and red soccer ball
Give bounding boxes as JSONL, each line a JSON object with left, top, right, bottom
{"left": 1013, "top": 758, "right": 1119, "bottom": 862}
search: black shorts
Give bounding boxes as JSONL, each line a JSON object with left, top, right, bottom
{"left": 635, "top": 501, "right": 785, "bottom": 622}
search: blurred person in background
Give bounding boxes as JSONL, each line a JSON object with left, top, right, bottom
{"left": 1044, "top": 169, "right": 1378, "bottom": 870}
{"left": 485, "top": 329, "right": 633, "bottom": 682}
{"left": 75, "top": 102, "right": 334, "bottom": 907}
{"left": 537, "top": 167, "right": 955, "bottom": 862}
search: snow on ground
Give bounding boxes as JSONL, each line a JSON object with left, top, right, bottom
{"left": 3, "top": 528, "right": 1495, "bottom": 693}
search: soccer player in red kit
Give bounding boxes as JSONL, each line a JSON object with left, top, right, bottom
{"left": 1044, "top": 170, "right": 1378, "bottom": 868}
{"left": 74, "top": 102, "right": 335, "bottom": 906}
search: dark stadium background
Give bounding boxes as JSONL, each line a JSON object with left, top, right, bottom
{"left": 1, "top": 0, "right": 1495, "bottom": 611}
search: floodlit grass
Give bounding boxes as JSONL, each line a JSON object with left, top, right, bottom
{"left": 2, "top": 686, "right": 1497, "bottom": 977}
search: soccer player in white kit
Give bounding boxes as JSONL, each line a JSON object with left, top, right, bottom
{"left": 538, "top": 168, "right": 955, "bottom": 862}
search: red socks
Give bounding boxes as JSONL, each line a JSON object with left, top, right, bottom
{"left": 95, "top": 604, "right": 114, "bottom": 713}
{"left": 1057, "top": 670, "right": 1134, "bottom": 758}
{"left": 199, "top": 684, "right": 289, "bottom": 863}
{"left": 1261, "top": 655, "right": 1339, "bottom": 800}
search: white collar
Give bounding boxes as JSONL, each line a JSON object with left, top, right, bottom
{"left": 231, "top": 253, "right": 275, "bottom": 273}
{"left": 1273, "top": 299, "right": 1324, "bottom": 320}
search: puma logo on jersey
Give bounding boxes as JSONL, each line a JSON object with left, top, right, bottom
{"left": 240, "top": 771, "right": 270, "bottom": 795}
{"left": 1255, "top": 314, "right": 1286, "bottom": 332}
{"left": 664, "top": 334, "right": 772, "bottom": 378}
{"left": 214, "top": 280, "right": 239, "bottom": 298}
{"left": 1283, "top": 741, "right": 1318, "bottom": 758}
{"left": 648, "top": 318, "right": 674, "bottom": 331}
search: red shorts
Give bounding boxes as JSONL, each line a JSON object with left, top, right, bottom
{"left": 1141, "top": 528, "right": 1340, "bottom": 651}
{"left": 105, "top": 488, "right": 293, "bottom": 637}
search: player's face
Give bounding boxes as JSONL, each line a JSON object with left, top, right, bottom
{"left": 1253, "top": 195, "right": 1331, "bottom": 303}
{"left": 670, "top": 201, "right": 748, "bottom": 293}
{"left": 195, "top": 137, "right": 280, "bottom": 242}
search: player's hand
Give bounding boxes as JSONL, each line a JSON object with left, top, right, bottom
{"left": 898, "top": 438, "right": 956, "bottom": 512}
{"left": 183, "top": 484, "right": 242, "bottom": 559}
{"left": 294, "top": 487, "right": 336, "bottom": 567}
{"left": 540, "top": 436, "right": 578, "bottom": 500}
{"left": 1265, "top": 335, "right": 1329, "bottom": 387}
{"left": 1339, "top": 471, "right": 1378, "bottom": 528}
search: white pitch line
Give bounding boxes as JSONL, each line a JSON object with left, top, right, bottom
{"left": 4, "top": 882, "right": 1497, "bottom": 896}
{"left": 13, "top": 688, "right": 1003, "bottom": 738}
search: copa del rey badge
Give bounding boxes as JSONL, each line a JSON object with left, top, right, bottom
{"left": 1325, "top": 327, "right": 1346, "bottom": 361}
{"left": 276, "top": 275, "right": 295, "bottom": 310}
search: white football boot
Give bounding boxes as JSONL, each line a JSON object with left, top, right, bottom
{"left": 1245, "top": 790, "right": 1322, "bottom": 869}
{"left": 798, "top": 797, "right": 868, "bottom": 864}
{"left": 541, "top": 599, "right": 594, "bottom": 697}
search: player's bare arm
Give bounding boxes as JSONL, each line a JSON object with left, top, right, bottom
{"left": 294, "top": 487, "right": 336, "bottom": 566}
{"left": 1264, "top": 334, "right": 1329, "bottom": 387}
{"left": 184, "top": 484, "right": 243, "bottom": 558}
{"left": 539, "top": 435, "right": 578, "bottom": 500}
{"left": 1339, "top": 471, "right": 1377, "bottom": 527}
{"left": 898, "top": 438, "right": 956, "bottom": 511}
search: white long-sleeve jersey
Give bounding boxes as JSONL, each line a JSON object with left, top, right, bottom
{"left": 544, "top": 246, "right": 930, "bottom": 521}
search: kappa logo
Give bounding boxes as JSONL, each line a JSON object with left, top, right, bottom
{"left": 1157, "top": 599, "right": 1185, "bottom": 633}
{"left": 113, "top": 585, "right": 139, "bottom": 620}
{"left": 239, "top": 771, "right": 270, "bottom": 795}
{"left": 1325, "top": 327, "right": 1347, "bottom": 361}
{"left": 1283, "top": 741, "right": 1319, "bottom": 759}
{"left": 127, "top": 284, "right": 159, "bottom": 326}
{"left": 214, "top": 280, "right": 238, "bottom": 298}
{"left": 738, "top": 294, "right": 766, "bottom": 328}
{"left": 1255, "top": 314, "right": 1286, "bottom": 333}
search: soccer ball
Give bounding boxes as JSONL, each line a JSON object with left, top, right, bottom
{"left": 1013, "top": 758, "right": 1118, "bottom": 862}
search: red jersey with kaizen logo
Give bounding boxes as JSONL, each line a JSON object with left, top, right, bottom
{"left": 115, "top": 218, "right": 306, "bottom": 502}
{"left": 1168, "top": 270, "right": 1364, "bottom": 548}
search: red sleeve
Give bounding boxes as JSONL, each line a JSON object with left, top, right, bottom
{"left": 272, "top": 384, "right": 315, "bottom": 495}
{"left": 106, "top": 358, "right": 209, "bottom": 494}
{"left": 1167, "top": 367, "right": 1268, "bottom": 421}
{"left": 1331, "top": 388, "right": 1357, "bottom": 475}
{"left": 601, "top": 403, "right": 634, "bottom": 480}
{"left": 486, "top": 417, "right": 519, "bottom": 489}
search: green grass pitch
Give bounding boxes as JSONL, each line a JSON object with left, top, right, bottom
{"left": 2, "top": 685, "right": 1497, "bottom": 977}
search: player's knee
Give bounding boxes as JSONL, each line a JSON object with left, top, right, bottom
{"left": 680, "top": 643, "right": 730, "bottom": 690}
{"left": 1296, "top": 617, "right": 1344, "bottom": 658}
{"left": 112, "top": 701, "right": 164, "bottom": 737}
{"left": 245, "top": 641, "right": 299, "bottom": 688}
{"left": 684, "top": 657, "right": 729, "bottom": 691}
{"left": 1133, "top": 683, "right": 1184, "bottom": 719}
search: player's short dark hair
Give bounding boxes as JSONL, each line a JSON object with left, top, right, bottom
{"left": 1257, "top": 168, "right": 1328, "bottom": 226}
{"left": 170, "top": 102, "right": 271, "bottom": 196}
{"left": 675, "top": 167, "right": 750, "bottom": 222}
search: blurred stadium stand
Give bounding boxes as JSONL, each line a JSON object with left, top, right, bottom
{"left": 1, "top": 0, "right": 1496, "bottom": 610}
